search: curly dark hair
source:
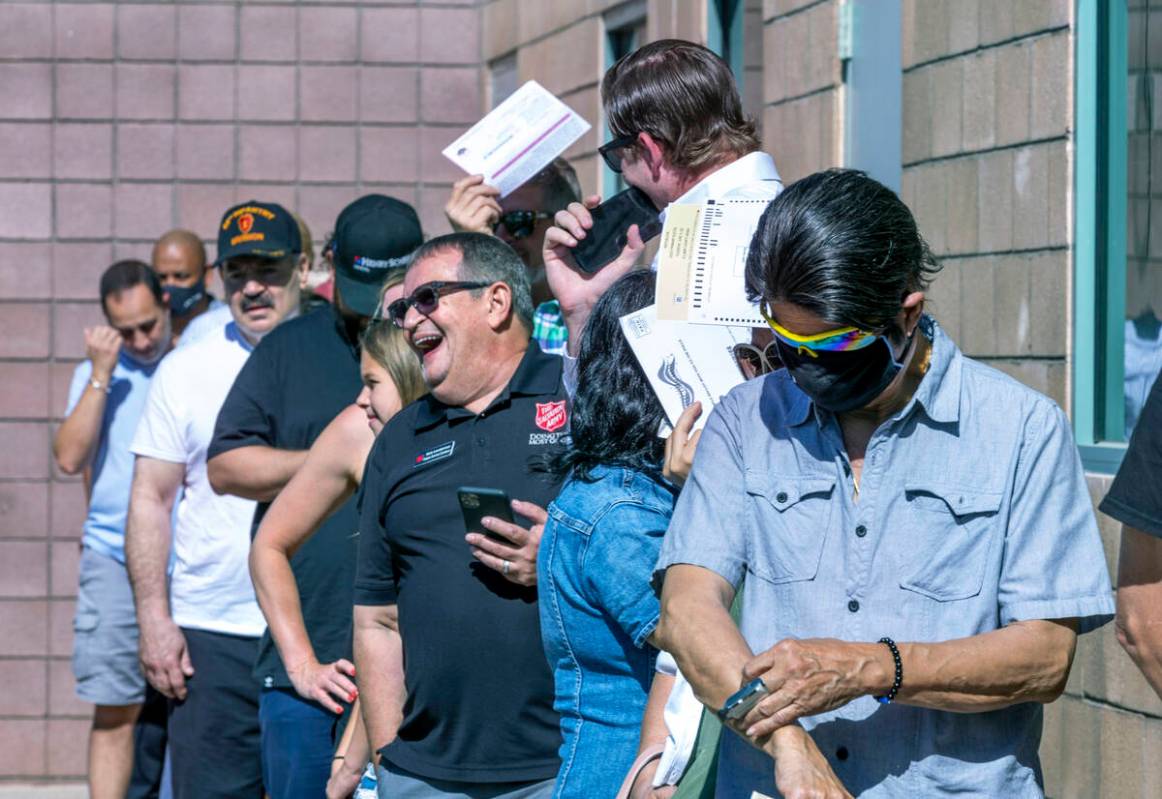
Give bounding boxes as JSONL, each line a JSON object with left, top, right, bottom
{"left": 550, "top": 270, "right": 665, "bottom": 481}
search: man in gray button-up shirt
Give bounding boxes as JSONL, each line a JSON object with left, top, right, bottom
{"left": 653, "top": 170, "right": 1114, "bottom": 798}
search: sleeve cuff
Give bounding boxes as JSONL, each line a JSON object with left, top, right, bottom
{"left": 651, "top": 554, "right": 746, "bottom": 598}
{"left": 206, "top": 435, "right": 268, "bottom": 460}
{"left": 352, "top": 582, "right": 398, "bottom": 606}
{"left": 1001, "top": 593, "right": 1116, "bottom": 635}
{"left": 128, "top": 444, "right": 186, "bottom": 464}
{"left": 1098, "top": 495, "right": 1162, "bottom": 540}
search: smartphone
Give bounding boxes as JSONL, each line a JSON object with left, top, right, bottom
{"left": 571, "top": 186, "right": 663, "bottom": 274}
{"left": 457, "top": 486, "right": 515, "bottom": 542}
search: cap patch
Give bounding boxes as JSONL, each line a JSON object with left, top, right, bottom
{"left": 352, "top": 253, "right": 411, "bottom": 274}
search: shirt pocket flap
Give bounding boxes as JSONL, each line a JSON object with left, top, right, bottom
{"left": 745, "top": 471, "right": 837, "bottom": 511}
{"left": 904, "top": 481, "right": 1003, "bottom": 517}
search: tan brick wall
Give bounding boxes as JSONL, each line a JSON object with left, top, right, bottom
{"left": 760, "top": 0, "right": 842, "bottom": 182}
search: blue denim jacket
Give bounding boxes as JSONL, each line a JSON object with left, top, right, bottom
{"left": 538, "top": 466, "right": 677, "bottom": 799}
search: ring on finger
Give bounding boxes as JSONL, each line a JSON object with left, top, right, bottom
{"left": 502, "top": 559, "right": 511, "bottom": 576}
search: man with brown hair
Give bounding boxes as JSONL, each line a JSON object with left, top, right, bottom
{"left": 544, "top": 39, "right": 782, "bottom": 360}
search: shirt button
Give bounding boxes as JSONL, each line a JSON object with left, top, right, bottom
{"left": 477, "top": 437, "right": 486, "bottom": 446}
{"left": 776, "top": 491, "right": 788, "bottom": 503}
{"left": 847, "top": 599, "right": 860, "bottom": 613}
{"left": 855, "top": 525, "right": 867, "bottom": 538}
{"left": 836, "top": 746, "right": 849, "bottom": 761}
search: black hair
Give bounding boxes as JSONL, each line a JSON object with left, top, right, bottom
{"left": 549, "top": 270, "right": 665, "bottom": 481}
{"left": 99, "top": 259, "right": 165, "bottom": 316}
{"left": 744, "top": 169, "right": 942, "bottom": 336}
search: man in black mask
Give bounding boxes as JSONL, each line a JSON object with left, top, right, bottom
{"left": 151, "top": 229, "right": 221, "bottom": 345}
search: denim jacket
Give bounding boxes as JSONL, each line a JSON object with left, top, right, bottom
{"left": 538, "top": 465, "right": 678, "bottom": 799}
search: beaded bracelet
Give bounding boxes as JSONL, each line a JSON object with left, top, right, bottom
{"left": 874, "top": 636, "right": 903, "bottom": 704}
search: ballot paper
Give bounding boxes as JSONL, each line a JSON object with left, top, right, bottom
{"left": 442, "top": 81, "right": 590, "bottom": 197}
{"left": 620, "top": 303, "right": 750, "bottom": 430}
{"left": 655, "top": 197, "right": 771, "bottom": 327}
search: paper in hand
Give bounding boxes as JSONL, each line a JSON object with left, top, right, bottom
{"left": 442, "top": 81, "right": 591, "bottom": 198}
{"left": 619, "top": 303, "right": 749, "bottom": 431}
{"left": 655, "top": 198, "right": 771, "bottom": 327}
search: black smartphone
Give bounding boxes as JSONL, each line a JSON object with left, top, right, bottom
{"left": 571, "top": 186, "right": 663, "bottom": 274}
{"left": 457, "top": 486, "right": 515, "bottom": 542}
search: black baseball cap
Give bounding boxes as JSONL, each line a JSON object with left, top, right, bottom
{"left": 332, "top": 194, "right": 423, "bottom": 318}
{"left": 215, "top": 200, "right": 301, "bottom": 265}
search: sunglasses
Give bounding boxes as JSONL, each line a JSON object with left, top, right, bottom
{"left": 732, "top": 341, "right": 782, "bottom": 380}
{"left": 599, "top": 134, "right": 637, "bottom": 174}
{"left": 759, "top": 303, "right": 880, "bottom": 358}
{"left": 385, "top": 280, "right": 489, "bottom": 327}
{"left": 492, "top": 210, "right": 552, "bottom": 240}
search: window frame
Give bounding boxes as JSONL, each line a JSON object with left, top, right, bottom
{"left": 707, "top": 0, "right": 745, "bottom": 91}
{"left": 602, "top": 1, "right": 648, "bottom": 196}
{"left": 1074, "top": 0, "right": 1129, "bottom": 473}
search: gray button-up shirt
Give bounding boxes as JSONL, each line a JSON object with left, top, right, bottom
{"left": 655, "top": 317, "right": 1113, "bottom": 798}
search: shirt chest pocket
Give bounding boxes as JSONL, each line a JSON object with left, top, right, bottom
{"left": 898, "top": 482, "right": 1003, "bottom": 601}
{"left": 743, "top": 470, "right": 835, "bottom": 585}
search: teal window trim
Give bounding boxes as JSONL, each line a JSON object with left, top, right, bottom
{"left": 707, "top": 0, "right": 745, "bottom": 87}
{"left": 602, "top": 14, "right": 644, "bottom": 196}
{"left": 1074, "top": 0, "right": 1128, "bottom": 473}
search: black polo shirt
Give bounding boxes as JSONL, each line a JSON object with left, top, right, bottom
{"left": 209, "top": 304, "right": 363, "bottom": 689}
{"left": 1101, "top": 372, "right": 1162, "bottom": 538}
{"left": 354, "top": 343, "right": 567, "bottom": 784}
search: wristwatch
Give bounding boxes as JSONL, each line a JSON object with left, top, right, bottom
{"left": 717, "top": 677, "right": 768, "bottom": 721}
{"left": 88, "top": 377, "right": 111, "bottom": 394}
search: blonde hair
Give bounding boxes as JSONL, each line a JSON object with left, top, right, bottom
{"left": 362, "top": 268, "right": 426, "bottom": 407}
{"left": 292, "top": 213, "right": 315, "bottom": 266}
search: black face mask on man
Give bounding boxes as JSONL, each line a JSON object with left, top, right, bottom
{"left": 775, "top": 332, "right": 912, "bottom": 414}
{"left": 166, "top": 281, "right": 206, "bottom": 317}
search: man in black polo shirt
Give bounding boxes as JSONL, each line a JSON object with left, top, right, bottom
{"left": 207, "top": 195, "right": 423, "bottom": 799}
{"left": 355, "top": 232, "right": 565, "bottom": 798}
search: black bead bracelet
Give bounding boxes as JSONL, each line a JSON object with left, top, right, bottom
{"left": 874, "top": 636, "right": 902, "bottom": 705}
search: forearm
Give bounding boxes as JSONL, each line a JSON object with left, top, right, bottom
{"left": 337, "top": 702, "right": 371, "bottom": 765}
{"left": 655, "top": 567, "right": 752, "bottom": 709}
{"left": 1115, "top": 524, "right": 1162, "bottom": 697}
{"left": 889, "top": 620, "right": 1077, "bottom": 711}
{"left": 637, "top": 672, "right": 674, "bottom": 753}
{"left": 53, "top": 391, "right": 107, "bottom": 474}
{"left": 125, "top": 485, "right": 174, "bottom": 622}
{"left": 354, "top": 608, "right": 405, "bottom": 752}
{"left": 207, "top": 446, "right": 308, "bottom": 501}
{"left": 250, "top": 538, "right": 314, "bottom": 669}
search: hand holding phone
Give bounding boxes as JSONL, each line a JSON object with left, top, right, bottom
{"left": 571, "top": 187, "right": 662, "bottom": 274}
{"left": 457, "top": 487, "right": 515, "bottom": 542}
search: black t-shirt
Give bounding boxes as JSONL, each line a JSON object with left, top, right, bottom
{"left": 354, "top": 344, "right": 567, "bottom": 784}
{"left": 209, "top": 305, "right": 363, "bottom": 687}
{"left": 1101, "top": 372, "right": 1162, "bottom": 538}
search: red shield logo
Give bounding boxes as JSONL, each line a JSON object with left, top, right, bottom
{"left": 238, "top": 213, "right": 254, "bottom": 234}
{"left": 534, "top": 400, "right": 567, "bottom": 433}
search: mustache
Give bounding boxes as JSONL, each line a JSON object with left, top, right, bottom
{"left": 240, "top": 294, "right": 274, "bottom": 311}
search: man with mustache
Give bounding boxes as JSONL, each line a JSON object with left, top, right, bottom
{"left": 125, "top": 200, "right": 304, "bottom": 799}
{"left": 207, "top": 195, "right": 423, "bottom": 799}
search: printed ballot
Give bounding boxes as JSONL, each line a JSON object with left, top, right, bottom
{"left": 655, "top": 197, "right": 771, "bottom": 327}
{"left": 620, "top": 303, "right": 749, "bottom": 430}
{"left": 442, "top": 81, "right": 590, "bottom": 198}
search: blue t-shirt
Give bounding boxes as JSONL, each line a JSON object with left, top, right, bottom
{"left": 65, "top": 352, "right": 159, "bottom": 562}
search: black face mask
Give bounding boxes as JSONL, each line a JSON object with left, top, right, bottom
{"left": 775, "top": 333, "right": 910, "bottom": 414}
{"left": 167, "top": 281, "right": 206, "bottom": 317}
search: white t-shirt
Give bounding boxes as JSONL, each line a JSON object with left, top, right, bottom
{"left": 130, "top": 321, "right": 266, "bottom": 637}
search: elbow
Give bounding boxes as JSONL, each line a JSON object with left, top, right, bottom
{"left": 205, "top": 457, "right": 230, "bottom": 496}
{"left": 55, "top": 454, "right": 84, "bottom": 476}
{"left": 1116, "top": 606, "right": 1162, "bottom": 676}
{"left": 654, "top": 592, "right": 684, "bottom": 655}
{"left": 1035, "top": 637, "right": 1077, "bottom": 704}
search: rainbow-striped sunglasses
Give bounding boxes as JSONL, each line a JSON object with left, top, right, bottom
{"left": 759, "top": 304, "right": 879, "bottom": 357}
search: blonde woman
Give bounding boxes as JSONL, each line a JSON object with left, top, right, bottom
{"left": 249, "top": 273, "right": 425, "bottom": 798}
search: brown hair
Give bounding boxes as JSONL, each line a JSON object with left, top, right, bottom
{"left": 361, "top": 269, "right": 426, "bottom": 407}
{"left": 602, "top": 39, "right": 760, "bottom": 173}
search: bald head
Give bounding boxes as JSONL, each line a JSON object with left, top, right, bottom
{"left": 152, "top": 229, "right": 206, "bottom": 275}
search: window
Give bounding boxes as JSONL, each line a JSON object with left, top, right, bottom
{"left": 602, "top": 1, "right": 648, "bottom": 196}
{"left": 840, "top": 0, "right": 902, "bottom": 191}
{"left": 708, "top": 0, "right": 745, "bottom": 91}
{"left": 489, "top": 52, "right": 518, "bottom": 109}
{"left": 1075, "top": 0, "right": 1161, "bottom": 472}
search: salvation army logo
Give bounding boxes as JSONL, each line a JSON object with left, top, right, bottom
{"left": 534, "top": 401, "right": 567, "bottom": 433}
{"left": 238, "top": 213, "right": 254, "bottom": 234}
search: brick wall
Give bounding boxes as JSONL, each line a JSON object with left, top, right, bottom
{"left": 0, "top": 0, "right": 480, "bottom": 783}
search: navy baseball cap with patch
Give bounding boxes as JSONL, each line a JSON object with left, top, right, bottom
{"left": 332, "top": 194, "right": 423, "bottom": 318}
{"left": 215, "top": 200, "right": 301, "bottom": 265}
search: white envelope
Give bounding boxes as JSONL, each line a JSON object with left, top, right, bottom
{"left": 442, "top": 81, "right": 591, "bottom": 197}
{"left": 620, "top": 303, "right": 750, "bottom": 431}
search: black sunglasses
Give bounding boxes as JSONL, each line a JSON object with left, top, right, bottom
{"left": 599, "top": 134, "right": 637, "bottom": 174}
{"left": 492, "top": 210, "right": 552, "bottom": 240}
{"left": 385, "top": 280, "right": 489, "bottom": 327}
{"left": 732, "top": 341, "right": 783, "bottom": 380}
